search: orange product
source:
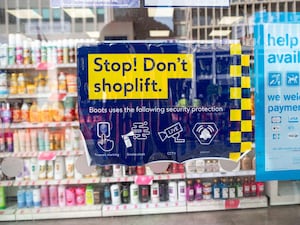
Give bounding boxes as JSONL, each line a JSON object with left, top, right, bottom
{"left": 66, "top": 73, "right": 77, "bottom": 93}
{"left": 39, "top": 102, "right": 51, "bottom": 122}
{"left": 10, "top": 73, "right": 18, "bottom": 95}
{"left": 29, "top": 101, "right": 40, "bottom": 123}
{"left": 50, "top": 101, "right": 65, "bottom": 122}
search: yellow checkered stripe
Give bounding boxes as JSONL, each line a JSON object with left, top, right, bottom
{"left": 229, "top": 43, "right": 252, "bottom": 161}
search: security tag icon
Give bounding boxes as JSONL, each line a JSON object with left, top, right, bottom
{"left": 192, "top": 122, "right": 218, "bottom": 145}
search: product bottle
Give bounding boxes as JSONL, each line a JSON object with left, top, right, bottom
{"left": 102, "top": 165, "right": 113, "bottom": 177}
{"left": 46, "top": 41, "right": 52, "bottom": 64}
{"left": 150, "top": 182, "right": 159, "bottom": 203}
{"left": 58, "top": 185, "right": 66, "bottom": 207}
{"left": 0, "top": 186, "right": 6, "bottom": 209}
{"left": 41, "top": 40, "right": 47, "bottom": 63}
{"left": 220, "top": 178, "right": 229, "bottom": 199}
{"left": 15, "top": 33, "right": 23, "bottom": 65}
{"left": 62, "top": 39, "right": 69, "bottom": 64}
{"left": 25, "top": 187, "right": 33, "bottom": 208}
{"left": 250, "top": 176, "right": 257, "bottom": 197}
{"left": 29, "top": 101, "right": 39, "bottom": 123}
{"left": 58, "top": 72, "right": 67, "bottom": 94}
{"left": 235, "top": 177, "right": 244, "bottom": 198}
{"left": 159, "top": 182, "right": 169, "bottom": 202}
{"left": 243, "top": 177, "right": 251, "bottom": 197}
{"left": 46, "top": 160, "right": 54, "bottom": 179}
{"left": 17, "top": 73, "right": 26, "bottom": 94}
{"left": 186, "top": 180, "right": 194, "bottom": 201}
{"left": 12, "top": 102, "right": 21, "bottom": 123}
{"left": 17, "top": 187, "right": 26, "bottom": 208}
{"left": 110, "top": 184, "right": 121, "bottom": 205}
{"left": 44, "top": 129, "right": 50, "bottom": 151}
{"left": 75, "top": 186, "right": 86, "bottom": 205}
{"left": 21, "top": 101, "right": 29, "bottom": 122}
{"left": 103, "top": 184, "right": 112, "bottom": 205}
{"left": 68, "top": 39, "right": 75, "bottom": 63}
{"left": 30, "top": 129, "right": 38, "bottom": 152}
{"left": 168, "top": 181, "right": 178, "bottom": 202}
{"left": 1, "top": 102, "right": 11, "bottom": 124}
{"left": 130, "top": 183, "right": 139, "bottom": 204}
{"left": 24, "top": 129, "right": 31, "bottom": 152}
{"left": 8, "top": 33, "right": 16, "bottom": 65}
{"left": 228, "top": 178, "right": 236, "bottom": 199}
{"left": 139, "top": 185, "right": 149, "bottom": 203}
{"left": 65, "top": 156, "right": 75, "bottom": 178}
{"left": 30, "top": 157, "right": 38, "bottom": 180}
{"left": 85, "top": 185, "right": 94, "bottom": 205}
{"left": 56, "top": 40, "right": 63, "bottom": 64}
{"left": 0, "top": 71, "right": 8, "bottom": 95}
{"left": 10, "top": 73, "right": 18, "bottom": 95}
{"left": 38, "top": 160, "right": 47, "bottom": 180}
{"left": 0, "top": 134, "right": 5, "bottom": 152}
{"left": 212, "top": 178, "right": 221, "bottom": 199}
{"left": 23, "top": 39, "right": 31, "bottom": 65}
{"left": 65, "top": 186, "right": 76, "bottom": 206}
{"left": 0, "top": 44, "right": 8, "bottom": 67}
{"left": 194, "top": 179, "right": 203, "bottom": 201}
{"left": 177, "top": 181, "right": 186, "bottom": 202}
{"left": 121, "top": 183, "right": 130, "bottom": 204}
{"left": 6, "top": 132, "right": 13, "bottom": 152}
{"left": 113, "top": 164, "right": 123, "bottom": 177}
{"left": 13, "top": 130, "right": 19, "bottom": 153}
{"left": 54, "top": 156, "right": 65, "bottom": 180}
{"left": 241, "top": 154, "right": 252, "bottom": 170}
{"left": 40, "top": 185, "right": 49, "bottom": 207}
{"left": 32, "top": 186, "right": 41, "bottom": 208}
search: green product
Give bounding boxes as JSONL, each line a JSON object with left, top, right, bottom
{"left": 85, "top": 185, "right": 94, "bottom": 205}
{"left": 0, "top": 186, "right": 6, "bottom": 209}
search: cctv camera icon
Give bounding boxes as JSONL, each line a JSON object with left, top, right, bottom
{"left": 158, "top": 122, "right": 185, "bottom": 143}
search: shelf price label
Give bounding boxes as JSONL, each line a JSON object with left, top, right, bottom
{"left": 134, "top": 175, "right": 153, "bottom": 185}
{"left": 225, "top": 199, "right": 240, "bottom": 209}
{"left": 38, "top": 152, "right": 56, "bottom": 161}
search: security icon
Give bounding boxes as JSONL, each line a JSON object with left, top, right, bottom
{"left": 192, "top": 122, "right": 218, "bottom": 145}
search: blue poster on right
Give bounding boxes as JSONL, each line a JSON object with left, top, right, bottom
{"left": 255, "top": 12, "right": 300, "bottom": 181}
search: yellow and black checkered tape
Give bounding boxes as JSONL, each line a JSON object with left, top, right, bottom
{"left": 229, "top": 43, "right": 252, "bottom": 161}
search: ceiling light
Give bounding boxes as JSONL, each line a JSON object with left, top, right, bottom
{"left": 149, "top": 30, "right": 170, "bottom": 37}
{"left": 64, "top": 8, "right": 95, "bottom": 18}
{"left": 86, "top": 31, "right": 99, "bottom": 38}
{"left": 148, "top": 8, "right": 174, "bottom": 17}
{"left": 209, "top": 30, "right": 231, "bottom": 37}
{"left": 7, "top": 9, "right": 42, "bottom": 19}
{"left": 218, "top": 16, "right": 243, "bottom": 25}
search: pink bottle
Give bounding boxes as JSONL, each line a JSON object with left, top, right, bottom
{"left": 49, "top": 185, "right": 58, "bottom": 206}
{"left": 65, "top": 187, "right": 76, "bottom": 206}
{"left": 75, "top": 186, "right": 86, "bottom": 205}
{"left": 40, "top": 186, "right": 49, "bottom": 207}
{"left": 58, "top": 185, "right": 66, "bottom": 207}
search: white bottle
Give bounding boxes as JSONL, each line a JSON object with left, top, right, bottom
{"left": 8, "top": 33, "right": 16, "bottom": 65}
{"left": 113, "top": 165, "right": 123, "bottom": 177}
{"left": 46, "top": 160, "right": 54, "bottom": 179}
{"left": 64, "top": 127, "right": 72, "bottom": 151}
{"left": 23, "top": 159, "right": 31, "bottom": 180}
{"left": 110, "top": 184, "right": 121, "bottom": 205}
{"left": 30, "top": 129, "right": 38, "bottom": 152}
{"left": 177, "top": 181, "right": 186, "bottom": 202}
{"left": 13, "top": 130, "right": 20, "bottom": 153}
{"left": 44, "top": 129, "right": 50, "bottom": 151}
{"left": 58, "top": 185, "right": 66, "bottom": 207}
{"left": 30, "top": 158, "right": 38, "bottom": 180}
{"left": 54, "top": 156, "right": 65, "bottom": 180}
{"left": 130, "top": 183, "right": 139, "bottom": 204}
{"left": 38, "top": 160, "right": 46, "bottom": 180}
{"left": 168, "top": 181, "right": 178, "bottom": 202}
{"left": 65, "top": 156, "right": 75, "bottom": 179}
{"left": 0, "top": 44, "right": 8, "bottom": 67}
{"left": 32, "top": 186, "right": 41, "bottom": 207}
{"left": 150, "top": 182, "right": 159, "bottom": 203}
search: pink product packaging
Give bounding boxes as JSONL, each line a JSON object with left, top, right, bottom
{"left": 40, "top": 186, "right": 49, "bottom": 207}
{"left": 75, "top": 186, "right": 86, "bottom": 205}
{"left": 49, "top": 185, "right": 58, "bottom": 207}
{"left": 65, "top": 187, "right": 76, "bottom": 206}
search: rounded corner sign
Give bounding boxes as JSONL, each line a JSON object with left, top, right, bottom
{"left": 255, "top": 12, "right": 300, "bottom": 181}
{"left": 77, "top": 41, "right": 253, "bottom": 166}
